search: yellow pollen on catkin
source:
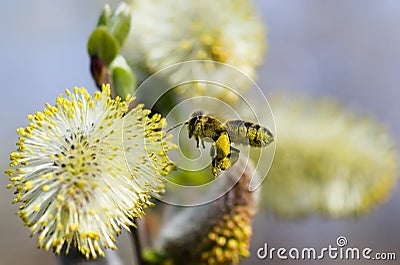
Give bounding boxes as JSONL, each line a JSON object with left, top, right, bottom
{"left": 196, "top": 50, "right": 208, "bottom": 60}
{"left": 201, "top": 34, "right": 213, "bottom": 45}
{"left": 69, "top": 224, "right": 79, "bottom": 231}
{"left": 94, "top": 91, "right": 102, "bottom": 101}
{"left": 5, "top": 84, "right": 176, "bottom": 260}
{"left": 179, "top": 39, "right": 193, "bottom": 50}
{"left": 65, "top": 89, "right": 71, "bottom": 97}
{"left": 24, "top": 181, "right": 33, "bottom": 190}
{"left": 5, "top": 169, "right": 14, "bottom": 176}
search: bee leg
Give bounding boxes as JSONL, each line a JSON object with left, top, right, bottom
{"left": 231, "top": 146, "right": 240, "bottom": 153}
{"left": 211, "top": 158, "right": 220, "bottom": 177}
{"left": 212, "top": 166, "right": 218, "bottom": 177}
{"left": 201, "top": 140, "right": 206, "bottom": 149}
{"left": 229, "top": 146, "right": 240, "bottom": 166}
{"left": 210, "top": 144, "right": 216, "bottom": 159}
{"left": 210, "top": 144, "right": 219, "bottom": 176}
{"left": 195, "top": 136, "right": 200, "bottom": 148}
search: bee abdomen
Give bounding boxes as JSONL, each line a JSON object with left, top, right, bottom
{"left": 225, "top": 120, "right": 274, "bottom": 147}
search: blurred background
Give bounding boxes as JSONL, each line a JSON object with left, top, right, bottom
{"left": 0, "top": 1, "right": 399, "bottom": 264}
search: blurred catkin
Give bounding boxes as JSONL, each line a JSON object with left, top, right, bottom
{"left": 124, "top": 0, "right": 266, "bottom": 103}
{"left": 260, "top": 95, "right": 398, "bottom": 218}
{"left": 145, "top": 158, "right": 259, "bottom": 265}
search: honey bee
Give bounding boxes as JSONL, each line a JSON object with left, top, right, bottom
{"left": 167, "top": 110, "right": 274, "bottom": 176}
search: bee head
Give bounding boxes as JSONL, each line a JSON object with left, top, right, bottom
{"left": 188, "top": 111, "right": 203, "bottom": 138}
{"left": 190, "top": 110, "right": 203, "bottom": 119}
{"left": 165, "top": 111, "right": 205, "bottom": 138}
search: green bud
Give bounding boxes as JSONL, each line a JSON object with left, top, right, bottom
{"left": 97, "top": 4, "right": 111, "bottom": 27}
{"left": 110, "top": 55, "right": 137, "bottom": 100}
{"left": 87, "top": 27, "right": 119, "bottom": 65}
{"left": 142, "top": 249, "right": 171, "bottom": 265}
{"left": 107, "top": 2, "right": 131, "bottom": 47}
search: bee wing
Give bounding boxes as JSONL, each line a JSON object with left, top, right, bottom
{"left": 203, "top": 112, "right": 228, "bottom": 123}
{"left": 224, "top": 120, "right": 250, "bottom": 145}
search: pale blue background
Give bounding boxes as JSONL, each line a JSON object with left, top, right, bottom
{"left": 0, "top": 1, "right": 399, "bottom": 264}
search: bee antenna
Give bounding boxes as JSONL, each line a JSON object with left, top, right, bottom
{"left": 166, "top": 121, "right": 188, "bottom": 134}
